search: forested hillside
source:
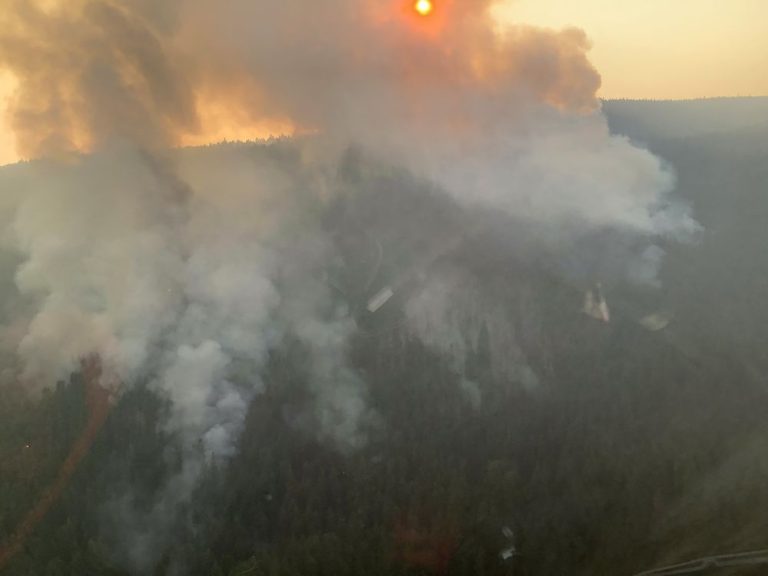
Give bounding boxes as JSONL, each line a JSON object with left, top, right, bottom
{"left": 1, "top": 99, "right": 768, "bottom": 576}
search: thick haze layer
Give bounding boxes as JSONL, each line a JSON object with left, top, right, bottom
{"left": 0, "top": 0, "right": 698, "bottom": 572}
{"left": 0, "top": 0, "right": 699, "bottom": 237}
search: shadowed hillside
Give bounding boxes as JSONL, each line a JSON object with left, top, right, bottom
{"left": 1, "top": 98, "right": 768, "bottom": 575}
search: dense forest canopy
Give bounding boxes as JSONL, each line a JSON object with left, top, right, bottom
{"left": 1, "top": 98, "right": 768, "bottom": 576}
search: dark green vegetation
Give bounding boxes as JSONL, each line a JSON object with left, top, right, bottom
{"left": 2, "top": 98, "right": 768, "bottom": 575}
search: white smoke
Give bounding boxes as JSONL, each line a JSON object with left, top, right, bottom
{"left": 0, "top": 1, "right": 699, "bottom": 274}
{"left": 0, "top": 0, "right": 701, "bottom": 571}
{"left": 0, "top": 145, "right": 374, "bottom": 448}
{"left": 0, "top": 146, "right": 374, "bottom": 572}
{"left": 405, "top": 266, "right": 541, "bottom": 397}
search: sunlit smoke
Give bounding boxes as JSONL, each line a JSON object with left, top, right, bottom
{"left": 0, "top": 0, "right": 700, "bottom": 572}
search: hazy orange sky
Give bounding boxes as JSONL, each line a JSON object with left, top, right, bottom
{"left": 0, "top": 71, "right": 14, "bottom": 166}
{"left": 1, "top": 0, "right": 766, "bottom": 166}
{"left": 495, "top": 0, "right": 768, "bottom": 100}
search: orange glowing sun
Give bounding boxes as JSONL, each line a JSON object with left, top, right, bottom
{"left": 414, "top": 0, "right": 433, "bottom": 16}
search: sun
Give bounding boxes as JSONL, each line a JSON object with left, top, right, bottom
{"left": 414, "top": 0, "right": 433, "bottom": 16}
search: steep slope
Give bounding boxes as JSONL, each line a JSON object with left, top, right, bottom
{"left": 1, "top": 107, "right": 767, "bottom": 575}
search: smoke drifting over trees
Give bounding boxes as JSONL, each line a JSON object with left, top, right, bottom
{"left": 0, "top": 1, "right": 705, "bottom": 572}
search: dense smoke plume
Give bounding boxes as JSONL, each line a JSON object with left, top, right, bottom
{"left": 0, "top": 0, "right": 699, "bottom": 251}
{"left": 0, "top": 0, "right": 699, "bottom": 571}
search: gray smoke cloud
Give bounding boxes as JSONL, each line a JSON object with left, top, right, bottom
{"left": 405, "top": 265, "right": 541, "bottom": 404}
{"left": 0, "top": 0, "right": 197, "bottom": 157}
{"left": 0, "top": 0, "right": 699, "bottom": 256}
{"left": 0, "top": 0, "right": 700, "bottom": 571}
{"left": 0, "top": 146, "right": 376, "bottom": 572}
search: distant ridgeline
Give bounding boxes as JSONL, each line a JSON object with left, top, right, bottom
{"left": 602, "top": 96, "right": 768, "bottom": 143}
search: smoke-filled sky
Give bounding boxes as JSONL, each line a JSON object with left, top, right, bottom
{"left": 0, "top": 0, "right": 766, "bottom": 165}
